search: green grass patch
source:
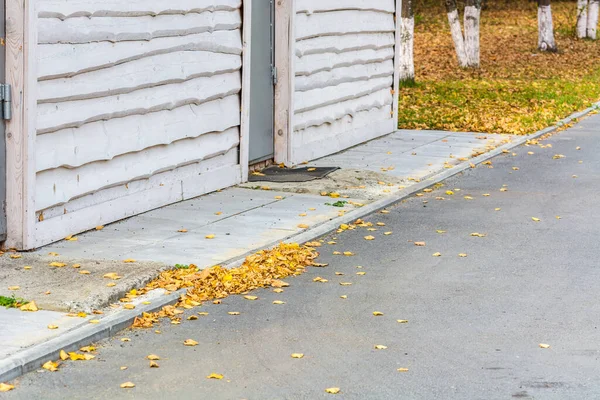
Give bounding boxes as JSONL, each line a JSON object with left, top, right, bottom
{"left": 0, "top": 294, "right": 27, "bottom": 309}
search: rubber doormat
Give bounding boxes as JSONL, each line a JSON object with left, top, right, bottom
{"left": 248, "top": 166, "right": 339, "bottom": 183}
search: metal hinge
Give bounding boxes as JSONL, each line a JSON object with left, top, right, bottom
{"left": 0, "top": 84, "right": 12, "bottom": 120}
{"left": 272, "top": 66, "right": 278, "bottom": 86}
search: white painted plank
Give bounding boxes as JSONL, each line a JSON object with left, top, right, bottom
{"left": 38, "top": 0, "right": 241, "bottom": 19}
{"left": 239, "top": 0, "right": 251, "bottom": 180}
{"left": 295, "top": 47, "right": 394, "bottom": 76}
{"left": 292, "top": 108, "right": 394, "bottom": 163}
{"left": 296, "top": 0, "right": 395, "bottom": 14}
{"left": 37, "top": 71, "right": 241, "bottom": 133}
{"left": 36, "top": 127, "right": 241, "bottom": 210}
{"left": 38, "top": 10, "right": 241, "bottom": 44}
{"left": 294, "top": 75, "right": 392, "bottom": 113}
{"left": 296, "top": 10, "right": 395, "bottom": 41}
{"left": 39, "top": 150, "right": 238, "bottom": 219}
{"left": 38, "top": 51, "right": 241, "bottom": 103}
{"left": 35, "top": 164, "right": 242, "bottom": 247}
{"left": 293, "top": 88, "right": 392, "bottom": 130}
{"left": 295, "top": 60, "right": 393, "bottom": 91}
{"left": 36, "top": 95, "right": 241, "bottom": 172}
{"left": 295, "top": 32, "right": 394, "bottom": 57}
{"left": 38, "top": 30, "right": 242, "bottom": 80}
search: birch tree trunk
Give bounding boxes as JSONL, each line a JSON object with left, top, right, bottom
{"left": 587, "top": 0, "right": 599, "bottom": 39}
{"left": 538, "top": 0, "right": 558, "bottom": 52}
{"left": 464, "top": 0, "right": 482, "bottom": 68}
{"left": 445, "top": 0, "right": 469, "bottom": 68}
{"left": 399, "top": 0, "right": 415, "bottom": 83}
{"left": 576, "top": 0, "right": 588, "bottom": 39}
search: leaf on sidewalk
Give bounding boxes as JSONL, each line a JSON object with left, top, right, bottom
{"left": 183, "top": 339, "right": 198, "bottom": 346}
{"left": 206, "top": 373, "right": 223, "bottom": 380}
{"left": 120, "top": 382, "right": 135, "bottom": 389}
{"left": 325, "top": 387, "right": 341, "bottom": 394}
{"left": 20, "top": 301, "right": 38, "bottom": 312}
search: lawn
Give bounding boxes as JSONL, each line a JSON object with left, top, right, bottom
{"left": 398, "top": 0, "right": 600, "bottom": 134}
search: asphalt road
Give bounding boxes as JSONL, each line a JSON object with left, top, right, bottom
{"left": 4, "top": 113, "right": 600, "bottom": 399}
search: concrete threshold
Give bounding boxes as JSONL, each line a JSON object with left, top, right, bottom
{"left": 1, "top": 101, "right": 598, "bottom": 383}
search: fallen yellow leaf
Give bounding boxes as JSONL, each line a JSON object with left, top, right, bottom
{"left": 272, "top": 300, "right": 285, "bottom": 305}
{"left": 42, "top": 360, "right": 59, "bottom": 372}
{"left": 184, "top": 339, "right": 198, "bottom": 346}
{"left": 206, "top": 373, "right": 224, "bottom": 380}
{"left": 20, "top": 301, "right": 39, "bottom": 312}
{"left": 107, "top": 282, "right": 116, "bottom": 287}
{"left": 291, "top": 353, "right": 304, "bottom": 358}
{"left": 445, "top": 190, "right": 454, "bottom": 195}
{"left": 178, "top": 229, "right": 188, "bottom": 233}
{"left": 47, "top": 324, "right": 58, "bottom": 330}
{"left": 364, "top": 235, "right": 375, "bottom": 241}
{"left": 227, "top": 312, "right": 240, "bottom": 315}
{"left": 432, "top": 252, "right": 441, "bottom": 257}
{"left": 243, "top": 295, "right": 258, "bottom": 301}
{"left": 205, "top": 234, "right": 215, "bottom": 239}
{"left": 80, "top": 346, "right": 96, "bottom": 352}
{"left": 8, "top": 286, "right": 19, "bottom": 291}
{"left": 49, "top": 262, "right": 66, "bottom": 267}
{"left": 397, "top": 368, "right": 409, "bottom": 372}
{"left": 375, "top": 345, "right": 388, "bottom": 350}
{"left": 532, "top": 217, "right": 540, "bottom": 222}
{"left": 72, "top": 264, "right": 81, "bottom": 269}
{"left": 414, "top": 242, "right": 426, "bottom": 246}
{"left": 356, "top": 272, "right": 366, "bottom": 276}
{"left": 343, "top": 251, "right": 354, "bottom": 256}
{"left": 0, "top": 383, "right": 15, "bottom": 392}
{"left": 123, "top": 259, "right": 136, "bottom": 263}
{"left": 59, "top": 350, "right": 69, "bottom": 360}
{"left": 79, "top": 270, "right": 91, "bottom": 275}
{"left": 123, "top": 304, "right": 135, "bottom": 310}
{"left": 89, "top": 319, "right": 100, "bottom": 324}
{"left": 297, "top": 224, "right": 309, "bottom": 229}
{"left": 397, "top": 320, "right": 409, "bottom": 323}
{"left": 339, "top": 282, "right": 352, "bottom": 286}
{"left": 120, "top": 382, "right": 135, "bottom": 389}
{"left": 147, "top": 354, "right": 160, "bottom": 360}
{"left": 373, "top": 311, "right": 384, "bottom": 316}
{"left": 149, "top": 361, "right": 159, "bottom": 368}
{"left": 9, "top": 254, "right": 22, "bottom": 259}
{"left": 103, "top": 272, "right": 122, "bottom": 280}
{"left": 340, "top": 295, "right": 348, "bottom": 299}
{"left": 458, "top": 253, "right": 468, "bottom": 257}
{"left": 271, "top": 280, "right": 289, "bottom": 288}
{"left": 325, "top": 388, "right": 341, "bottom": 394}
{"left": 464, "top": 196, "right": 474, "bottom": 200}
{"left": 539, "top": 343, "right": 550, "bottom": 349}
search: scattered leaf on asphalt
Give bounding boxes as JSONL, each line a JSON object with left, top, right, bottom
{"left": 47, "top": 324, "right": 58, "bottom": 330}
{"left": 273, "top": 288, "right": 284, "bottom": 293}
{"left": 397, "top": 368, "right": 409, "bottom": 372}
{"left": 325, "top": 388, "right": 341, "bottom": 394}
{"left": 384, "top": 232, "right": 392, "bottom": 235}
{"left": 532, "top": 217, "right": 540, "bottom": 222}
{"left": 446, "top": 190, "right": 454, "bottom": 195}
{"left": 297, "top": 224, "right": 309, "bottom": 229}
{"left": 205, "top": 234, "right": 216, "bottom": 239}
{"left": 8, "top": 286, "right": 19, "bottom": 291}
{"left": 483, "top": 193, "right": 490, "bottom": 196}
{"left": 313, "top": 277, "right": 328, "bottom": 283}
{"left": 458, "top": 253, "right": 468, "bottom": 257}
{"left": 436, "top": 230, "right": 447, "bottom": 234}
{"left": 291, "top": 353, "right": 304, "bottom": 358}
{"left": 120, "top": 366, "right": 127, "bottom": 370}
{"left": 206, "top": 373, "right": 223, "bottom": 380}
{"left": 364, "top": 235, "right": 375, "bottom": 241}
{"left": 96, "top": 225, "right": 104, "bottom": 230}
{"left": 80, "top": 346, "right": 96, "bottom": 352}
{"left": 120, "top": 382, "right": 135, "bottom": 389}
{"left": 500, "top": 188, "right": 508, "bottom": 192}
{"left": 107, "top": 282, "right": 116, "bottom": 287}
{"left": 123, "top": 259, "right": 136, "bottom": 263}
{"left": 470, "top": 233, "right": 487, "bottom": 237}
{"left": 339, "top": 282, "right": 352, "bottom": 286}
{"left": 42, "top": 360, "right": 59, "bottom": 372}
{"left": 103, "top": 272, "right": 122, "bottom": 280}
{"left": 556, "top": 216, "right": 561, "bottom": 219}
{"left": 184, "top": 339, "right": 198, "bottom": 346}
{"left": 343, "top": 251, "right": 354, "bottom": 256}
{"left": 414, "top": 242, "right": 426, "bottom": 246}
{"left": 89, "top": 319, "right": 100, "bottom": 324}
{"left": 178, "top": 229, "right": 188, "bottom": 233}
{"left": 495, "top": 208, "right": 501, "bottom": 211}
{"left": 59, "top": 350, "right": 69, "bottom": 360}
{"left": 397, "top": 320, "right": 409, "bottom": 323}
{"left": 356, "top": 272, "right": 366, "bottom": 276}
{"left": 243, "top": 295, "right": 258, "bottom": 301}
{"left": 49, "top": 262, "right": 66, "bottom": 267}
{"left": 539, "top": 343, "right": 550, "bottom": 349}
{"left": 198, "top": 312, "right": 209, "bottom": 316}
{"left": 432, "top": 252, "right": 442, "bottom": 257}
{"left": 9, "top": 254, "right": 22, "bottom": 259}
{"left": 0, "top": 383, "right": 15, "bottom": 392}
{"left": 20, "top": 301, "right": 38, "bottom": 312}
{"left": 373, "top": 311, "right": 384, "bottom": 316}
{"left": 375, "top": 345, "right": 388, "bottom": 350}
{"left": 340, "top": 295, "right": 348, "bottom": 299}
{"left": 228, "top": 312, "right": 240, "bottom": 315}
{"left": 121, "top": 338, "right": 131, "bottom": 342}
{"left": 273, "top": 300, "right": 285, "bottom": 305}
{"left": 149, "top": 361, "right": 159, "bottom": 368}
{"left": 271, "top": 280, "right": 290, "bottom": 287}
{"left": 79, "top": 270, "right": 91, "bottom": 275}
{"left": 464, "top": 196, "right": 474, "bottom": 200}
{"left": 305, "top": 241, "right": 321, "bottom": 247}
{"left": 147, "top": 354, "right": 160, "bottom": 360}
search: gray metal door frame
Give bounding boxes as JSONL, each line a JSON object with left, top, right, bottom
{"left": 0, "top": 0, "right": 6, "bottom": 241}
{"left": 248, "top": 0, "right": 275, "bottom": 164}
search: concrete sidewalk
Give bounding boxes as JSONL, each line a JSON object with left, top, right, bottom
{"left": 0, "top": 128, "right": 514, "bottom": 376}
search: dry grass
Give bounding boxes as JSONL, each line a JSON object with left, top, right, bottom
{"left": 398, "top": 1, "right": 600, "bottom": 134}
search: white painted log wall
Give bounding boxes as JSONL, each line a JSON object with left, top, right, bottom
{"left": 34, "top": 1, "right": 244, "bottom": 245}
{"left": 292, "top": 0, "right": 397, "bottom": 163}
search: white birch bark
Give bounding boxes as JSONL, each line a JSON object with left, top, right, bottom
{"left": 447, "top": 9, "right": 469, "bottom": 67}
{"left": 464, "top": 5, "right": 481, "bottom": 67}
{"left": 587, "top": 0, "right": 599, "bottom": 39}
{"left": 399, "top": 17, "right": 415, "bottom": 82}
{"left": 538, "top": 4, "right": 557, "bottom": 52}
{"left": 577, "top": 0, "right": 588, "bottom": 39}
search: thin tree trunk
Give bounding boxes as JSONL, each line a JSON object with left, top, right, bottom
{"left": 538, "top": 0, "right": 557, "bottom": 52}
{"left": 587, "top": 0, "right": 599, "bottom": 39}
{"left": 464, "top": 0, "right": 482, "bottom": 68}
{"left": 445, "top": 0, "right": 469, "bottom": 67}
{"left": 399, "top": 0, "right": 415, "bottom": 83}
{"left": 577, "top": 0, "right": 588, "bottom": 39}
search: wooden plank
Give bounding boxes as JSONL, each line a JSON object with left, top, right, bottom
{"left": 292, "top": 109, "right": 394, "bottom": 163}
{"left": 38, "top": 10, "right": 241, "bottom": 44}
{"left": 37, "top": 71, "right": 241, "bottom": 134}
{"left": 4, "top": 0, "right": 37, "bottom": 249}
{"left": 295, "top": 59, "right": 394, "bottom": 91}
{"left": 38, "top": 51, "right": 241, "bottom": 103}
{"left": 37, "top": 0, "right": 241, "bottom": 19}
{"left": 35, "top": 164, "right": 242, "bottom": 247}
{"left": 295, "top": 10, "right": 395, "bottom": 41}
{"left": 273, "top": 0, "right": 294, "bottom": 165}
{"left": 38, "top": 30, "right": 242, "bottom": 80}
{"left": 39, "top": 150, "right": 237, "bottom": 219}
{"left": 36, "top": 96, "right": 241, "bottom": 172}
{"left": 295, "top": 32, "right": 394, "bottom": 57}
{"left": 36, "top": 127, "right": 240, "bottom": 211}
{"left": 295, "top": 47, "right": 394, "bottom": 76}
{"left": 296, "top": 0, "right": 395, "bottom": 14}
{"left": 294, "top": 75, "right": 392, "bottom": 113}
{"left": 393, "top": 0, "right": 402, "bottom": 128}
{"left": 293, "top": 88, "right": 392, "bottom": 130}
{"left": 238, "top": 0, "right": 251, "bottom": 181}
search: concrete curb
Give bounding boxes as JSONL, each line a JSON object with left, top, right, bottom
{"left": 2, "top": 102, "right": 598, "bottom": 383}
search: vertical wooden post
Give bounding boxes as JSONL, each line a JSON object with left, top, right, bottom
{"left": 239, "top": 0, "right": 252, "bottom": 182}
{"left": 393, "top": 0, "right": 403, "bottom": 129}
{"left": 273, "top": 0, "right": 294, "bottom": 166}
{"left": 4, "top": 0, "right": 36, "bottom": 249}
